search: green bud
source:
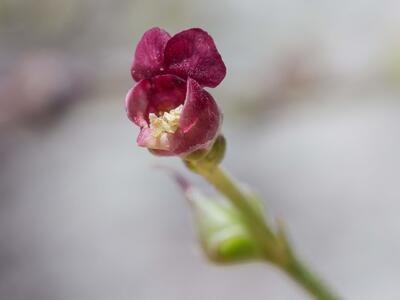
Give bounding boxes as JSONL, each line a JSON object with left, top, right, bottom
{"left": 188, "top": 190, "right": 262, "bottom": 263}
{"left": 170, "top": 162, "right": 266, "bottom": 264}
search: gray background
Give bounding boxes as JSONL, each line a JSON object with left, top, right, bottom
{"left": 1, "top": 0, "right": 400, "bottom": 299}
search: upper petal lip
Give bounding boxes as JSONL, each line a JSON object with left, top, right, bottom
{"left": 164, "top": 28, "right": 226, "bottom": 88}
{"left": 131, "top": 27, "right": 226, "bottom": 88}
{"left": 131, "top": 27, "right": 171, "bottom": 81}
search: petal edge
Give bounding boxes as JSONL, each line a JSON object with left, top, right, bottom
{"left": 164, "top": 28, "right": 226, "bottom": 88}
{"left": 131, "top": 27, "right": 171, "bottom": 81}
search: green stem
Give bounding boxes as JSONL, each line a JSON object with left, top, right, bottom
{"left": 192, "top": 163, "right": 340, "bottom": 300}
{"left": 283, "top": 256, "right": 339, "bottom": 300}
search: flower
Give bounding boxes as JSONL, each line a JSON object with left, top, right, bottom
{"left": 125, "top": 27, "right": 226, "bottom": 156}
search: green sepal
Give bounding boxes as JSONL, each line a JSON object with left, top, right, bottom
{"left": 184, "top": 135, "right": 226, "bottom": 173}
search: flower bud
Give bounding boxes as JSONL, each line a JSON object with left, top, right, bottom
{"left": 171, "top": 173, "right": 262, "bottom": 263}
{"left": 192, "top": 194, "right": 261, "bottom": 263}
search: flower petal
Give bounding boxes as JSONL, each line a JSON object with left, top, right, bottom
{"left": 173, "top": 78, "right": 221, "bottom": 154}
{"left": 125, "top": 74, "right": 187, "bottom": 127}
{"left": 131, "top": 27, "right": 171, "bottom": 81}
{"left": 164, "top": 28, "right": 226, "bottom": 88}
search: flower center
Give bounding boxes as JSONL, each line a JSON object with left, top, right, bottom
{"left": 149, "top": 104, "right": 183, "bottom": 137}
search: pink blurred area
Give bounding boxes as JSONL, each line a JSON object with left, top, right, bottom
{"left": 0, "top": 51, "right": 89, "bottom": 125}
{"left": 2, "top": 1, "right": 400, "bottom": 299}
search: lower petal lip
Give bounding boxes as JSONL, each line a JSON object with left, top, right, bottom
{"left": 127, "top": 77, "right": 220, "bottom": 156}
{"left": 137, "top": 127, "right": 171, "bottom": 151}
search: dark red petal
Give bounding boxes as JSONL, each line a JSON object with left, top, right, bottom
{"left": 172, "top": 78, "right": 221, "bottom": 155}
{"left": 164, "top": 28, "right": 226, "bottom": 88}
{"left": 125, "top": 74, "right": 186, "bottom": 127}
{"left": 131, "top": 27, "right": 171, "bottom": 81}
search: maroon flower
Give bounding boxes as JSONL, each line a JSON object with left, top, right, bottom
{"left": 126, "top": 27, "right": 226, "bottom": 156}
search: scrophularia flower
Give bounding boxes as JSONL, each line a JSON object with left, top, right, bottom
{"left": 125, "top": 27, "right": 226, "bottom": 156}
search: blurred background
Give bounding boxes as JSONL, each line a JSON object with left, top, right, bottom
{"left": 1, "top": 0, "right": 400, "bottom": 299}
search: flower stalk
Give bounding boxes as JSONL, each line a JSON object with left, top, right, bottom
{"left": 184, "top": 141, "right": 340, "bottom": 300}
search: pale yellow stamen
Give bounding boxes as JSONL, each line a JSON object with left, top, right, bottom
{"left": 149, "top": 104, "right": 183, "bottom": 138}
